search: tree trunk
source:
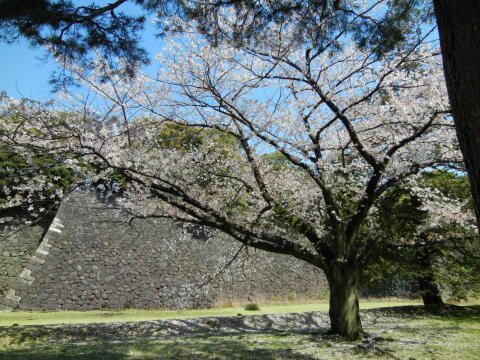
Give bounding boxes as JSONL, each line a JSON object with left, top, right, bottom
{"left": 418, "top": 273, "right": 444, "bottom": 308}
{"left": 325, "top": 263, "right": 363, "bottom": 340}
{"left": 433, "top": 0, "right": 480, "bottom": 234}
{"left": 416, "top": 247, "right": 444, "bottom": 308}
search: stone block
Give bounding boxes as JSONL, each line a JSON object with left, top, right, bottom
{"left": 14, "top": 281, "right": 28, "bottom": 292}
{"left": 5, "top": 293, "right": 21, "bottom": 302}
{"left": 28, "top": 263, "right": 42, "bottom": 273}
{"left": 19, "top": 269, "right": 35, "bottom": 282}
{"left": 36, "top": 248, "right": 49, "bottom": 256}
{"left": 3, "top": 298, "right": 19, "bottom": 308}
{"left": 31, "top": 256, "right": 45, "bottom": 264}
{"left": 0, "top": 304, "right": 14, "bottom": 312}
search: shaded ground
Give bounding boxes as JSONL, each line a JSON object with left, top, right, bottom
{"left": 0, "top": 306, "right": 478, "bottom": 360}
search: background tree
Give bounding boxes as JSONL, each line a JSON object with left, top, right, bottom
{"left": 361, "top": 170, "right": 479, "bottom": 307}
{"left": 0, "top": 95, "right": 129, "bottom": 234}
{"left": 416, "top": 170, "right": 479, "bottom": 302}
{"left": 0, "top": 98, "right": 79, "bottom": 233}
{"left": 0, "top": 145, "right": 73, "bottom": 226}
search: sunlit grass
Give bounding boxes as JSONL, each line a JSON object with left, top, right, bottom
{"left": 0, "top": 299, "right": 424, "bottom": 326}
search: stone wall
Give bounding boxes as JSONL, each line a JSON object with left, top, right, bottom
{"left": 2, "top": 192, "right": 328, "bottom": 311}
{"left": 0, "top": 222, "right": 49, "bottom": 303}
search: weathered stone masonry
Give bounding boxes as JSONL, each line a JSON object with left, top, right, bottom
{"left": 1, "top": 192, "right": 328, "bottom": 311}
{"left": 0, "top": 222, "right": 47, "bottom": 302}
{"left": 2, "top": 216, "right": 64, "bottom": 309}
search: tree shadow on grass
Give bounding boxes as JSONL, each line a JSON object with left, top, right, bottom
{"left": 364, "top": 304, "right": 480, "bottom": 324}
{"left": 0, "top": 336, "right": 323, "bottom": 360}
{"left": 0, "top": 343, "right": 129, "bottom": 360}
{"left": 0, "top": 311, "right": 331, "bottom": 344}
{"left": 0, "top": 311, "right": 332, "bottom": 360}
{"left": 429, "top": 305, "right": 480, "bottom": 324}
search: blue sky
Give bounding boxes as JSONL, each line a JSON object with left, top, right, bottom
{"left": 0, "top": 39, "right": 59, "bottom": 100}
{"left": 0, "top": 5, "right": 164, "bottom": 101}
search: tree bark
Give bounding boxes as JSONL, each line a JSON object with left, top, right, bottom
{"left": 418, "top": 274, "right": 444, "bottom": 308}
{"left": 433, "top": 0, "right": 480, "bottom": 234}
{"left": 325, "top": 263, "right": 363, "bottom": 340}
{"left": 416, "top": 247, "right": 444, "bottom": 308}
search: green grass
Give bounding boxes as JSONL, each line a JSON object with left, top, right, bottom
{"left": 0, "top": 306, "right": 479, "bottom": 360}
{"left": 0, "top": 300, "right": 423, "bottom": 326}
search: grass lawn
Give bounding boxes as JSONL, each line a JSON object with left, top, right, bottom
{"left": 0, "top": 299, "right": 424, "bottom": 326}
{"left": 0, "top": 305, "right": 479, "bottom": 360}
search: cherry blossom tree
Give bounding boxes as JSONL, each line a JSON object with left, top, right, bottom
{"left": 0, "top": 20, "right": 462, "bottom": 337}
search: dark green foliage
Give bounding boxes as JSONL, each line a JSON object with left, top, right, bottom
{"left": 376, "top": 186, "right": 427, "bottom": 241}
{"left": 354, "top": 0, "right": 433, "bottom": 57}
{"left": 0, "top": 0, "right": 433, "bottom": 80}
{"left": 244, "top": 303, "right": 260, "bottom": 311}
{"left": 420, "top": 170, "right": 472, "bottom": 208}
{"left": 0, "top": 0, "right": 148, "bottom": 80}
{"left": 122, "top": 302, "right": 133, "bottom": 310}
{"left": 153, "top": 122, "right": 204, "bottom": 151}
{"left": 361, "top": 171, "right": 480, "bottom": 303}
{"left": 178, "top": 0, "right": 433, "bottom": 58}
{"left": 0, "top": 145, "right": 77, "bottom": 223}
{"left": 262, "top": 152, "right": 290, "bottom": 171}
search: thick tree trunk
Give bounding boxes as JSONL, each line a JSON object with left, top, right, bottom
{"left": 416, "top": 247, "right": 444, "bottom": 308}
{"left": 433, "top": 0, "right": 480, "bottom": 233}
{"left": 418, "top": 273, "right": 444, "bottom": 308}
{"left": 325, "top": 263, "right": 363, "bottom": 340}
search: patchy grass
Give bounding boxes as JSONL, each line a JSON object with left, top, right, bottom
{"left": 0, "top": 306, "right": 478, "bottom": 360}
{"left": 360, "top": 305, "right": 480, "bottom": 360}
{"left": 0, "top": 300, "right": 423, "bottom": 326}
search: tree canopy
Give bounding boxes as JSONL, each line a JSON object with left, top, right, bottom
{"left": 5, "top": 0, "right": 480, "bottom": 235}
{"left": 0, "top": 1, "right": 433, "bottom": 75}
